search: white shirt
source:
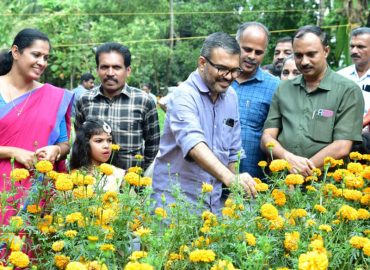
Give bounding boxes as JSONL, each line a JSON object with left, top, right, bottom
{"left": 338, "top": 65, "right": 370, "bottom": 113}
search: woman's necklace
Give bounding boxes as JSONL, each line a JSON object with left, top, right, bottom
{"left": 9, "top": 90, "right": 33, "bottom": 116}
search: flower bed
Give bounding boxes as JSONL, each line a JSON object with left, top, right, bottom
{"left": 0, "top": 152, "right": 369, "bottom": 269}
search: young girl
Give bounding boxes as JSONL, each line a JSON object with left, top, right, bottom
{"left": 69, "top": 119, "right": 125, "bottom": 192}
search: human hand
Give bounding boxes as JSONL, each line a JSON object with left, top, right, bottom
{"left": 12, "top": 148, "right": 35, "bottom": 169}
{"left": 225, "top": 172, "right": 257, "bottom": 198}
{"left": 284, "top": 151, "right": 315, "bottom": 177}
{"left": 35, "top": 145, "right": 61, "bottom": 164}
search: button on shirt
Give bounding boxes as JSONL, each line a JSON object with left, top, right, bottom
{"left": 232, "top": 67, "right": 279, "bottom": 178}
{"left": 152, "top": 70, "right": 244, "bottom": 214}
{"left": 338, "top": 65, "right": 370, "bottom": 113}
{"left": 264, "top": 68, "right": 364, "bottom": 158}
{"left": 75, "top": 84, "right": 160, "bottom": 170}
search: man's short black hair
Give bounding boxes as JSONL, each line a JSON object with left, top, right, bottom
{"left": 294, "top": 25, "right": 329, "bottom": 47}
{"left": 95, "top": 42, "right": 131, "bottom": 68}
{"left": 80, "top": 72, "right": 95, "bottom": 83}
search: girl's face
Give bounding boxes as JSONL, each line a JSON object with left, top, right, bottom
{"left": 89, "top": 132, "right": 113, "bottom": 166}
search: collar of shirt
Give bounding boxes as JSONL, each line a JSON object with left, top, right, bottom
{"left": 92, "top": 83, "right": 130, "bottom": 99}
{"left": 191, "top": 69, "right": 227, "bottom": 99}
{"left": 348, "top": 64, "right": 370, "bottom": 79}
{"left": 294, "top": 66, "right": 333, "bottom": 92}
{"left": 237, "top": 66, "right": 265, "bottom": 85}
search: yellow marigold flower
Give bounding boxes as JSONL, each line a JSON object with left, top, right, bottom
{"left": 305, "top": 175, "right": 318, "bottom": 182}
{"left": 290, "top": 208, "right": 308, "bottom": 219}
{"left": 134, "top": 227, "right": 152, "bottom": 237}
{"left": 8, "top": 251, "right": 29, "bottom": 268}
{"left": 318, "top": 224, "right": 332, "bottom": 232}
{"left": 362, "top": 154, "right": 370, "bottom": 161}
{"left": 314, "top": 204, "right": 327, "bottom": 213}
{"left": 127, "top": 166, "right": 143, "bottom": 174}
{"left": 349, "top": 236, "right": 370, "bottom": 249}
{"left": 10, "top": 168, "right": 30, "bottom": 181}
{"left": 269, "top": 159, "right": 290, "bottom": 172}
{"left": 361, "top": 194, "right": 370, "bottom": 206}
{"left": 323, "top": 157, "right": 337, "bottom": 168}
{"left": 86, "top": 261, "right": 108, "bottom": 270}
{"left": 276, "top": 268, "right": 290, "bottom": 270}
{"left": 88, "top": 236, "right": 99, "bottom": 242}
{"left": 332, "top": 169, "right": 351, "bottom": 183}
{"left": 284, "top": 231, "right": 300, "bottom": 252}
{"left": 129, "top": 251, "right": 148, "bottom": 261}
{"left": 312, "top": 168, "right": 322, "bottom": 177}
{"left": 258, "top": 161, "right": 268, "bottom": 168}
{"left": 347, "top": 162, "right": 363, "bottom": 174}
{"left": 306, "top": 219, "right": 316, "bottom": 227}
{"left": 363, "top": 243, "right": 370, "bottom": 256}
{"left": 52, "top": 241, "right": 65, "bottom": 252}
{"left": 73, "top": 185, "right": 94, "bottom": 199}
{"left": 64, "top": 230, "right": 78, "bottom": 238}
{"left": 349, "top": 151, "right": 362, "bottom": 160}
{"left": 10, "top": 216, "right": 23, "bottom": 228}
{"left": 169, "top": 252, "right": 184, "bottom": 261}
{"left": 306, "top": 185, "right": 317, "bottom": 192}
{"left": 54, "top": 254, "right": 70, "bottom": 269}
{"left": 343, "top": 189, "right": 363, "bottom": 201}
{"left": 210, "top": 260, "right": 236, "bottom": 270}
{"left": 345, "top": 175, "right": 364, "bottom": 189}
{"left": 102, "top": 191, "right": 118, "bottom": 204}
{"left": 27, "top": 204, "right": 41, "bottom": 214}
{"left": 100, "top": 244, "right": 115, "bottom": 252}
{"left": 66, "top": 262, "right": 87, "bottom": 270}
{"left": 71, "top": 171, "right": 95, "bottom": 186}
{"left": 363, "top": 187, "right": 370, "bottom": 194}
{"left": 55, "top": 174, "right": 74, "bottom": 191}
{"left": 298, "top": 251, "right": 328, "bottom": 270}
{"left": 35, "top": 160, "right": 53, "bottom": 173}
{"left": 309, "top": 239, "right": 326, "bottom": 254}
{"left": 364, "top": 229, "right": 370, "bottom": 235}
{"left": 130, "top": 218, "right": 141, "bottom": 231}
{"left": 255, "top": 183, "right": 269, "bottom": 192}
{"left": 66, "top": 212, "right": 85, "bottom": 227}
{"left": 362, "top": 167, "right": 370, "bottom": 180}
{"left": 265, "top": 142, "right": 275, "bottom": 149}
{"left": 332, "top": 219, "right": 340, "bottom": 225}
{"left": 261, "top": 203, "right": 279, "bottom": 220}
{"left": 124, "top": 262, "right": 154, "bottom": 270}
{"left": 124, "top": 172, "right": 152, "bottom": 187}
{"left": 99, "top": 163, "right": 113, "bottom": 176}
{"left": 47, "top": 170, "right": 59, "bottom": 180}
{"left": 336, "top": 205, "right": 358, "bottom": 220}
{"left": 97, "top": 208, "right": 117, "bottom": 225}
{"left": 193, "top": 236, "right": 211, "bottom": 248}
{"left": 357, "top": 208, "right": 370, "bottom": 220}
{"left": 272, "top": 189, "right": 286, "bottom": 206}
{"left": 189, "top": 249, "right": 216, "bottom": 263}
{"left": 10, "top": 236, "right": 24, "bottom": 251}
{"left": 111, "top": 144, "right": 120, "bottom": 151}
{"left": 285, "top": 174, "right": 304, "bottom": 185}
{"left": 134, "top": 154, "right": 144, "bottom": 160}
{"left": 245, "top": 233, "right": 256, "bottom": 246}
{"left": 224, "top": 197, "right": 235, "bottom": 208}
{"left": 154, "top": 207, "right": 167, "bottom": 218}
{"left": 222, "top": 207, "right": 235, "bottom": 218}
{"left": 202, "top": 182, "right": 214, "bottom": 193}
{"left": 323, "top": 183, "right": 338, "bottom": 196}
{"left": 269, "top": 216, "right": 285, "bottom": 230}
{"left": 202, "top": 210, "right": 217, "bottom": 221}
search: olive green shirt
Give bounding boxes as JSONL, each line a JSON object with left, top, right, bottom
{"left": 263, "top": 68, "right": 364, "bottom": 158}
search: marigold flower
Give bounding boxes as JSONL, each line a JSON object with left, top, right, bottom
{"left": 272, "top": 189, "right": 286, "bottom": 206}
{"left": 349, "top": 236, "right": 370, "bottom": 249}
{"left": 35, "top": 160, "right": 53, "bottom": 173}
{"left": 306, "top": 219, "right": 316, "bottom": 227}
{"left": 154, "top": 207, "right": 167, "bottom": 218}
{"left": 129, "top": 251, "right": 148, "bottom": 261}
{"left": 27, "top": 204, "right": 41, "bottom": 214}
{"left": 102, "top": 191, "right": 118, "bottom": 204}
{"left": 55, "top": 174, "right": 74, "bottom": 191}
{"left": 284, "top": 231, "right": 300, "bottom": 251}
{"left": 222, "top": 207, "right": 235, "bottom": 218}
{"left": 305, "top": 175, "right": 318, "bottom": 182}
{"left": 52, "top": 241, "right": 65, "bottom": 252}
{"left": 347, "top": 162, "right": 363, "bottom": 174}
{"left": 323, "top": 157, "right": 337, "bottom": 168}
{"left": 285, "top": 174, "right": 304, "bottom": 185}
{"left": 318, "top": 224, "right": 332, "bottom": 232}
{"left": 357, "top": 208, "right": 370, "bottom": 220}
{"left": 134, "top": 227, "right": 152, "bottom": 237}
{"left": 202, "top": 182, "right": 214, "bottom": 193}
{"left": 269, "top": 159, "right": 290, "bottom": 172}
{"left": 10, "top": 216, "right": 23, "bottom": 228}
{"left": 88, "top": 236, "right": 99, "bottom": 242}
{"left": 361, "top": 194, "right": 370, "bottom": 206}
{"left": 169, "top": 252, "right": 184, "bottom": 261}
{"left": 66, "top": 212, "right": 85, "bottom": 227}
{"left": 258, "top": 161, "right": 268, "bottom": 168}
{"left": 111, "top": 144, "right": 120, "bottom": 151}
{"left": 312, "top": 168, "right": 322, "bottom": 176}
{"left": 124, "top": 262, "right": 154, "bottom": 270}
{"left": 245, "top": 233, "right": 256, "bottom": 246}
{"left": 189, "top": 249, "right": 216, "bottom": 263}
{"left": 47, "top": 170, "right": 59, "bottom": 180}
{"left": 255, "top": 183, "right": 269, "bottom": 192}
{"left": 73, "top": 185, "right": 94, "bottom": 199}
{"left": 290, "top": 208, "right": 308, "bottom": 219}
{"left": 64, "top": 230, "right": 78, "bottom": 238}
{"left": 134, "top": 154, "right": 144, "bottom": 160}
{"left": 343, "top": 189, "right": 363, "bottom": 201}
{"left": 314, "top": 204, "right": 327, "bottom": 213}
{"left": 345, "top": 175, "right": 364, "bottom": 189}
{"left": 269, "top": 216, "right": 285, "bottom": 230}
{"left": 298, "top": 250, "right": 328, "bottom": 270}
{"left": 224, "top": 198, "right": 235, "bottom": 208}
{"left": 99, "top": 163, "right": 113, "bottom": 176}
{"left": 322, "top": 183, "right": 338, "bottom": 196}
{"left": 10, "top": 168, "right": 30, "bottom": 181}
{"left": 86, "top": 261, "right": 108, "bottom": 270}
{"left": 260, "top": 203, "right": 279, "bottom": 220}
{"left": 362, "top": 167, "right": 370, "bottom": 180}
{"left": 210, "top": 260, "right": 236, "bottom": 270}
{"left": 306, "top": 185, "right": 317, "bottom": 192}
{"left": 265, "top": 142, "right": 275, "bottom": 149}
{"left": 127, "top": 166, "right": 143, "bottom": 174}
{"left": 54, "top": 254, "right": 70, "bottom": 269}
{"left": 349, "top": 151, "right": 362, "bottom": 161}
{"left": 71, "top": 171, "right": 95, "bottom": 186}
{"left": 336, "top": 205, "right": 358, "bottom": 221}
{"left": 193, "top": 236, "right": 210, "bottom": 248}
{"left": 363, "top": 243, "right": 370, "bottom": 256}
{"left": 332, "top": 169, "right": 351, "bottom": 183}
{"left": 66, "top": 262, "right": 87, "bottom": 270}
{"left": 8, "top": 251, "right": 29, "bottom": 268}
{"left": 100, "top": 243, "right": 115, "bottom": 252}
{"left": 10, "top": 236, "right": 24, "bottom": 251}
{"left": 124, "top": 172, "right": 152, "bottom": 187}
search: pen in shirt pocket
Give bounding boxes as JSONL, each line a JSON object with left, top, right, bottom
{"left": 246, "top": 100, "right": 250, "bottom": 109}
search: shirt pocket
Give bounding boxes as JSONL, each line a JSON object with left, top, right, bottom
{"left": 221, "top": 120, "right": 235, "bottom": 151}
{"left": 310, "top": 115, "right": 334, "bottom": 143}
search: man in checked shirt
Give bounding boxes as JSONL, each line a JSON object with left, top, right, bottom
{"left": 75, "top": 42, "right": 160, "bottom": 170}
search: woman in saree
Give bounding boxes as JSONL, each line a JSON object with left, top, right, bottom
{"left": 0, "top": 28, "right": 73, "bottom": 224}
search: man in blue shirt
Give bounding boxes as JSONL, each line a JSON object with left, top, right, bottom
{"left": 72, "top": 72, "right": 95, "bottom": 117}
{"left": 152, "top": 32, "right": 256, "bottom": 214}
{"left": 232, "top": 22, "right": 280, "bottom": 178}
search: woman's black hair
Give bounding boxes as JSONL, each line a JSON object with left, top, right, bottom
{"left": 69, "top": 119, "right": 120, "bottom": 170}
{"left": 0, "top": 28, "right": 50, "bottom": 75}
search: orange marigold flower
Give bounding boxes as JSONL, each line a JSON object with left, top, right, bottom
{"left": 345, "top": 175, "right": 364, "bottom": 189}
{"left": 332, "top": 169, "right": 351, "bottom": 183}
{"left": 269, "top": 215, "right": 285, "bottom": 230}
{"left": 312, "top": 168, "right": 322, "bottom": 177}
{"left": 284, "top": 231, "right": 300, "bottom": 251}
{"left": 347, "top": 162, "right": 363, "bottom": 174}
{"left": 290, "top": 208, "right": 308, "bottom": 219}
{"left": 298, "top": 251, "right": 328, "bottom": 270}
{"left": 269, "top": 159, "right": 291, "bottom": 172}
{"left": 361, "top": 194, "right": 370, "bottom": 206}
{"left": 35, "top": 160, "right": 53, "bottom": 173}
{"left": 272, "top": 189, "right": 286, "bottom": 206}
{"left": 27, "top": 204, "right": 41, "bottom": 214}
{"left": 363, "top": 243, "right": 370, "bottom": 256}
{"left": 54, "top": 255, "right": 70, "bottom": 269}
{"left": 362, "top": 167, "right": 370, "bottom": 180}
{"left": 284, "top": 174, "right": 304, "bottom": 185}
{"left": 260, "top": 203, "right": 279, "bottom": 220}
{"left": 127, "top": 166, "right": 143, "bottom": 175}
{"left": 349, "top": 151, "right": 362, "bottom": 161}
{"left": 253, "top": 177, "right": 262, "bottom": 184}
{"left": 255, "top": 183, "right": 269, "bottom": 192}
{"left": 324, "top": 157, "right": 337, "bottom": 168}
{"left": 314, "top": 204, "right": 327, "bottom": 213}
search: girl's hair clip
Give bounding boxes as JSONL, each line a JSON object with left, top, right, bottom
{"left": 102, "top": 122, "right": 112, "bottom": 134}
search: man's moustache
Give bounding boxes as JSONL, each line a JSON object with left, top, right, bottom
{"left": 104, "top": 78, "right": 118, "bottom": 83}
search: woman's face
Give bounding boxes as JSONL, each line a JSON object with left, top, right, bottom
{"left": 89, "top": 132, "right": 113, "bottom": 166}
{"left": 280, "top": 59, "right": 301, "bottom": 80}
{"left": 12, "top": 39, "right": 50, "bottom": 81}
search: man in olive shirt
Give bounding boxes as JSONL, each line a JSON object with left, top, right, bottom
{"left": 261, "top": 25, "right": 364, "bottom": 176}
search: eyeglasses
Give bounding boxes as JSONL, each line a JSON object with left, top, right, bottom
{"left": 203, "top": 56, "right": 242, "bottom": 78}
